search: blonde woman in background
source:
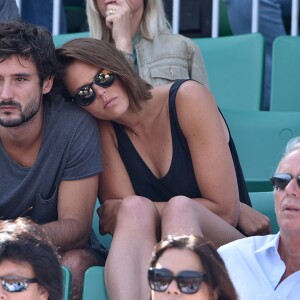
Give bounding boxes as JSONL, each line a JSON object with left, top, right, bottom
{"left": 86, "top": 0, "right": 209, "bottom": 87}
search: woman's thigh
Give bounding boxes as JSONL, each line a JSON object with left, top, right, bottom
{"left": 161, "top": 196, "right": 244, "bottom": 247}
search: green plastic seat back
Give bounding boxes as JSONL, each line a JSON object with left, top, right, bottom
{"left": 270, "top": 36, "right": 300, "bottom": 111}
{"left": 222, "top": 109, "right": 300, "bottom": 192}
{"left": 62, "top": 265, "right": 72, "bottom": 300}
{"left": 53, "top": 31, "right": 89, "bottom": 47}
{"left": 82, "top": 266, "right": 108, "bottom": 300}
{"left": 93, "top": 200, "right": 112, "bottom": 250}
{"left": 249, "top": 191, "right": 279, "bottom": 233}
{"left": 193, "top": 33, "right": 264, "bottom": 111}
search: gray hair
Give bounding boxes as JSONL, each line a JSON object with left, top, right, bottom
{"left": 274, "top": 137, "right": 300, "bottom": 173}
{"left": 86, "top": 0, "right": 171, "bottom": 41}
{"left": 283, "top": 137, "right": 300, "bottom": 157}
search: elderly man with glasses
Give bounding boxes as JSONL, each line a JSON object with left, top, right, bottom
{"left": 218, "top": 136, "right": 300, "bottom": 299}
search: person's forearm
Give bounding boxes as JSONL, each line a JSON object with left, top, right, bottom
{"left": 41, "top": 219, "right": 90, "bottom": 252}
{"left": 182, "top": 196, "right": 239, "bottom": 227}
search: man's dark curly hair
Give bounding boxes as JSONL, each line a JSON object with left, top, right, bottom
{"left": 0, "top": 20, "right": 58, "bottom": 85}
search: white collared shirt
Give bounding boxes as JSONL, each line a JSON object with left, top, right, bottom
{"left": 218, "top": 233, "right": 300, "bottom": 299}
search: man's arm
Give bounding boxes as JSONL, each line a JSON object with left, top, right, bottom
{"left": 42, "top": 175, "right": 99, "bottom": 251}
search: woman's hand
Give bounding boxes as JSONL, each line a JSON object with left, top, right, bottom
{"left": 237, "top": 203, "right": 272, "bottom": 236}
{"left": 105, "top": 0, "right": 133, "bottom": 53}
{"left": 97, "top": 199, "right": 122, "bottom": 235}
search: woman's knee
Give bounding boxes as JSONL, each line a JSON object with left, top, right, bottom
{"left": 117, "top": 195, "right": 158, "bottom": 226}
{"left": 162, "top": 196, "right": 194, "bottom": 219}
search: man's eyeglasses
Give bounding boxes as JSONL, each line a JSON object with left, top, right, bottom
{"left": 270, "top": 173, "right": 300, "bottom": 190}
{"left": 148, "top": 268, "right": 208, "bottom": 294}
{"left": 72, "top": 69, "right": 116, "bottom": 106}
{"left": 0, "top": 276, "right": 38, "bottom": 293}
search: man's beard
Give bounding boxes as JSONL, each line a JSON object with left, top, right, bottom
{"left": 0, "top": 97, "right": 42, "bottom": 128}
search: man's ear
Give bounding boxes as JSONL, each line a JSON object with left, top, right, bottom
{"left": 42, "top": 76, "right": 54, "bottom": 94}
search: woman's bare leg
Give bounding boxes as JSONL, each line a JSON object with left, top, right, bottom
{"left": 105, "top": 196, "right": 160, "bottom": 300}
{"left": 161, "top": 196, "right": 244, "bottom": 247}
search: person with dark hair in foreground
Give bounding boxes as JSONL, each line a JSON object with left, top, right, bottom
{"left": 0, "top": 218, "right": 63, "bottom": 300}
{"left": 0, "top": 21, "right": 105, "bottom": 299}
{"left": 149, "top": 235, "right": 237, "bottom": 299}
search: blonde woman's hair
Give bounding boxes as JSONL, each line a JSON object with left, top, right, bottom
{"left": 86, "top": 0, "right": 172, "bottom": 41}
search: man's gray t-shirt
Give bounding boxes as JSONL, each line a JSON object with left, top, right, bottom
{"left": 0, "top": 95, "right": 102, "bottom": 224}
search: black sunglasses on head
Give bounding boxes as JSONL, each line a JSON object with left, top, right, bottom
{"left": 270, "top": 173, "right": 300, "bottom": 190}
{"left": 0, "top": 276, "right": 38, "bottom": 293}
{"left": 148, "top": 267, "right": 208, "bottom": 294}
{"left": 72, "top": 69, "right": 116, "bottom": 106}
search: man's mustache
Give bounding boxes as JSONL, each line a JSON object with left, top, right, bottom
{"left": 0, "top": 100, "right": 21, "bottom": 109}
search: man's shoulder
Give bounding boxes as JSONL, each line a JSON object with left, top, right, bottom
{"left": 218, "top": 234, "right": 277, "bottom": 256}
{"left": 139, "top": 32, "right": 194, "bottom": 49}
{"left": 44, "top": 94, "right": 96, "bottom": 125}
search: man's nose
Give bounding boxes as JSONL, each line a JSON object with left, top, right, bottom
{"left": 0, "top": 81, "right": 14, "bottom": 100}
{"left": 284, "top": 177, "right": 300, "bottom": 198}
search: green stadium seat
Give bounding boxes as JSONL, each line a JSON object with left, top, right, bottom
{"left": 249, "top": 191, "right": 279, "bottom": 233}
{"left": 93, "top": 200, "right": 112, "bottom": 250}
{"left": 62, "top": 265, "right": 72, "bottom": 300}
{"left": 64, "top": 2, "right": 87, "bottom": 33}
{"left": 53, "top": 31, "right": 89, "bottom": 47}
{"left": 193, "top": 33, "right": 264, "bottom": 111}
{"left": 222, "top": 109, "right": 300, "bottom": 192}
{"left": 82, "top": 266, "right": 108, "bottom": 300}
{"left": 270, "top": 36, "right": 300, "bottom": 111}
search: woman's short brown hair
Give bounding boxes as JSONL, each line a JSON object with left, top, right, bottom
{"left": 56, "top": 38, "right": 152, "bottom": 112}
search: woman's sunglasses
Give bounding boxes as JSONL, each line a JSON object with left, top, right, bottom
{"left": 72, "top": 69, "right": 116, "bottom": 106}
{"left": 148, "top": 268, "right": 207, "bottom": 294}
{"left": 0, "top": 276, "right": 37, "bottom": 293}
{"left": 270, "top": 173, "right": 300, "bottom": 190}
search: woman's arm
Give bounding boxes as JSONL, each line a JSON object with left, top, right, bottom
{"left": 175, "top": 80, "right": 240, "bottom": 226}
{"left": 98, "top": 120, "right": 167, "bottom": 234}
{"left": 98, "top": 120, "right": 135, "bottom": 201}
{"left": 97, "top": 120, "right": 136, "bottom": 234}
{"left": 105, "top": 0, "right": 133, "bottom": 54}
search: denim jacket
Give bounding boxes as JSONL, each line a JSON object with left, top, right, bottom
{"left": 133, "top": 32, "right": 209, "bottom": 88}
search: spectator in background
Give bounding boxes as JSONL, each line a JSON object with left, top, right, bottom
{"left": 0, "top": 218, "right": 63, "bottom": 300}
{"left": 224, "top": 0, "right": 297, "bottom": 110}
{"left": 148, "top": 234, "right": 238, "bottom": 299}
{"left": 21, "top": 0, "right": 67, "bottom": 34}
{"left": 0, "top": 0, "right": 19, "bottom": 21}
{"left": 219, "top": 137, "right": 300, "bottom": 299}
{"left": 85, "top": 0, "right": 209, "bottom": 88}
